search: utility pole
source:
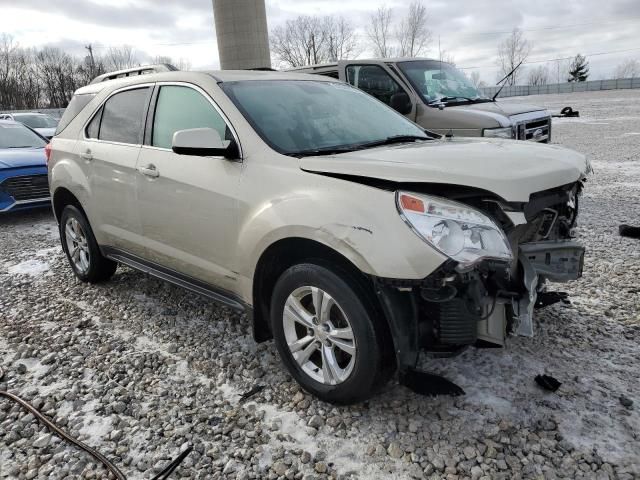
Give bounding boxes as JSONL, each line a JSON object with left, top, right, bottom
{"left": 212, "top": 0, "right": 271, "bottom": 70}
{"left": 85, "top": 44, "right": 96, "bottom": 77}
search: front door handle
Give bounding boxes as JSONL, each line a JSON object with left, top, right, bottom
{"left": 80, "top": 150, "right": 93, "bottom": 161}
{"left": 137, "top": 164, "right": 159, "bottom": 178}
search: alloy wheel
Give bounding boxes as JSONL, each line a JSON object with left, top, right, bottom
{"left": 65, "top": 217, "right": 90, "bottom": 274}
{"left": 282, "top": 286, "right": 356, "bottom": 385}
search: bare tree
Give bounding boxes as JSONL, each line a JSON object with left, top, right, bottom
{"left": 469, "top": 71, "right": 482, "bottom": 88}
{"left": 496, "top": 28, "right": 531, "bottom": 86}
{"left": 439, "top": 50, "right": 455, "bottom": 66}
{"left": 270, "top": 15, "right": 330, "bottom": 68}
{"left": 614, "top": 58, "right": 640, "bottom": 78}
{"left": 0, "top": 35, "right": 186, "bottom": 110}
{"left": 528, "top": 65, "right": 549, "bottom": 85}
{"left": 154, "top": 55, "right": 192, "bottom": 71}
{"left": 36, "top": 47, "right": 80, "bottom": 107}
{"left": 366, "top": 6, "right": 395, "bottom": 58}
{"left": 324, "top": 16, "right": 359, "bottom": 61}
{"left": 106, "top": 45, "right": 138, "bottom": 71}
{"left": 396, "top": 1, "right": 431, "bottom": 57}
{"left": 551, "top": 58, "right": 570, "bottom": 84}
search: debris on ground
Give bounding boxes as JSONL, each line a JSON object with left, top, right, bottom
{"left": 535, "top": 374, "right": 562, "bottom": 392}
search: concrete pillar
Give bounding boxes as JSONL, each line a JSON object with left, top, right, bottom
{"left": 213, "top": 0, "right": 271, "bottom": 70}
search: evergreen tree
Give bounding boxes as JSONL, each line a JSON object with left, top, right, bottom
{"left": 568, "top": 54, "right": 589, "bottom": 82}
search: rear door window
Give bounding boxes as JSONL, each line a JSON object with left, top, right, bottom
{"left": 99, "top": 87, "right": 151, "bottom": 145}
{"left": 151, "top": 85, "right": 228, "bottom": 149}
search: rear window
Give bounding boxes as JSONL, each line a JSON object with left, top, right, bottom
{"left": 13, "top": 114, "right": 57, "bottom": 129}
{"left": 55, "top": 93, "right": 97, "bottom": 135}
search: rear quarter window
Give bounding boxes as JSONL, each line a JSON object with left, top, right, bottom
{"left": 55, "top": 93, "right": 97, "bottom": 135}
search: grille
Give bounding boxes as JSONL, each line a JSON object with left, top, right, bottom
{"left": 1, "top": 175, "right": 50, "bottom": 201}
{"left": 517, "top": 117, "right": 551, "bottom": 142}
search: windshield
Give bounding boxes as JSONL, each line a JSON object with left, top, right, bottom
{"left": 397, "top": 60, "right": 489, "bottom": 104}
{"left": 13, "top": 114, "right": 58, "bottom": 129}
{"left": 0, "top": 122, "right": 47, "bottom": 148}
{"left": 221, "top": 80, "right": 428, "bottom": 155}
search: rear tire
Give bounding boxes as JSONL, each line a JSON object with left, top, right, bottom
{"left": 60, "top": 205, "right": 117, "bottom": 283}
{"left": 270, "top": 262, "right": 394, "bottom": 404}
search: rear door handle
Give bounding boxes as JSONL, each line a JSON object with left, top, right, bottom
{"left": 80, "top": 150, "right": 93, "bottom": 161}
{"left": 137, "top": 164, "right": 159, "bottom": 178}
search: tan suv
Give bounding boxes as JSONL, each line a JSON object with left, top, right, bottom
{"left": 49, "top": 67, "right": 590, "bottom": 403}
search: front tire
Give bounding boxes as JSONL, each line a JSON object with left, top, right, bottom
{"left": 270, "top": 263, "right": 393, "bottom": 404}
{"left": 60, "top": 205, "right": 117, "bottom": 283}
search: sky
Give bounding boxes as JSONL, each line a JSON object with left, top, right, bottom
{"left": 0, "top": 0, "right": 639, "bottom": 84}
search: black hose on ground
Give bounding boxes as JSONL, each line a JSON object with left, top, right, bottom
{"left": 0, "top": 365, "right": 192, "bottom": 479}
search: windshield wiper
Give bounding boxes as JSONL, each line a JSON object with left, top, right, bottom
{"left": 429, "top": 96, "right": 491, "bottom": 104}
{"left": 356, "top": 135, "right": 430, "bottom": 149}
{"left": 289, "top": 135, "right": 429, "bottom": 157}
{"left": 288, "top": 146, "right": 362, "bottom": 158}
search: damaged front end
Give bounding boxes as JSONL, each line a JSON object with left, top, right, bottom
{"left": 376, "top": 181, "right": 585, "bottom": 370}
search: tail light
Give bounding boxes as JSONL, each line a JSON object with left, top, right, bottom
{"left": 44, "top": 142, "right": 52, "bottom": 165}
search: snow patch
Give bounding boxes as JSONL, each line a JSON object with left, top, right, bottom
{"left": 256, "top": 403, "right": 403, "bottom": 479}
{"left": 7, "top": 258, "right": 50, "bottom": 276}
{"left": 78, "top": 400, "right": 113, "bottom": 446}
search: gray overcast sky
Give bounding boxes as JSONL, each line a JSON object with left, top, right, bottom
{"left": 0, "top": 0, "right": 639, "bottom": 83}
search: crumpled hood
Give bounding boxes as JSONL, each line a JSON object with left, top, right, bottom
{"left": 299, "top": 138, "right": 588, "bottom": 202}
{"left": 0, "top": 148, "right": 46, "bottom": 169}
{"left": 460, "top": 101, "right": 547, "bottom": 117}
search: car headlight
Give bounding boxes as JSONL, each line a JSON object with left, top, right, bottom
{"left": 396, "top": 192, "right": 513, "bottom": 268}
{"left": 483, "top": 127, "right": 514, "bottom": 139}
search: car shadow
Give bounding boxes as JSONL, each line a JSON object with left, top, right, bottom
{"left": 0, "top": 207, "right": 54, "bottom": 226}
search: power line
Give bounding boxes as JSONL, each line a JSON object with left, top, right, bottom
{"left": 449, "top": 17, "right": 640, "bottom": 37}
{"left": 458, "top": 47, "right": 640, "bottom": 70}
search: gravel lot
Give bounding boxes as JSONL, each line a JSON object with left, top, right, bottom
{"left": 1, "top": 88, "right": 639, "bottom": 480}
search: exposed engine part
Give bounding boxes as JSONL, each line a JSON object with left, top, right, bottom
{"left": 519, "top": 241, "right": 585, "bottom": 282}
{"left": 434, "top": 298, "right": 479, "bottom": 345}
{"left": 477, "top": 301, "right": 509, "bottom": 346}
{"left": 375, "top": 182, "right": 586, "bottom": 368}
{"left": 513, "top": 240, "right": 584, "bottom": 336}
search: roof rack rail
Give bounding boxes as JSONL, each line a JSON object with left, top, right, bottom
{"left": 89, "top": 64, "right": 178, "bottom": 84}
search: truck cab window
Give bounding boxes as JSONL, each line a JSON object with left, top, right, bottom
{"left": 346, "top": 65, "right": 404, "bottom": 107}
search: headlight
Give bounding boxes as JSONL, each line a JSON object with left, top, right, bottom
{"left": 396, "top": 192, "right": 513, "bottom": 268}
{"left": 483, "top": 127, "right": 514, "bottom": 139}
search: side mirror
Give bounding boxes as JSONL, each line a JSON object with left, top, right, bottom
{"left": 172, "top": 128, "right": 239, "bottom": 160}
{"left": 390, "top": 92, "right": 413, "bottom": 115}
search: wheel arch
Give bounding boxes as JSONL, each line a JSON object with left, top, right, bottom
{"left": 52, "top": 187, "right": 85, "bottom": 223}
{"left": 251, "top": 237, "right": 387, "bottom": 344}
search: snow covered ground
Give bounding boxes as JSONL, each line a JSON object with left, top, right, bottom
{"left": 1, "top": 89, "right": 639, "bottom": 479}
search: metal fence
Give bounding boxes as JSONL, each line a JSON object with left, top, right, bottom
{"left": 480, "top": 77, "right": 640, "bottom": 98}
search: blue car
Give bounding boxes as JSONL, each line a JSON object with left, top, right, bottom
{"left": 0, "top": 120, "right": 50, "bottom": 213}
